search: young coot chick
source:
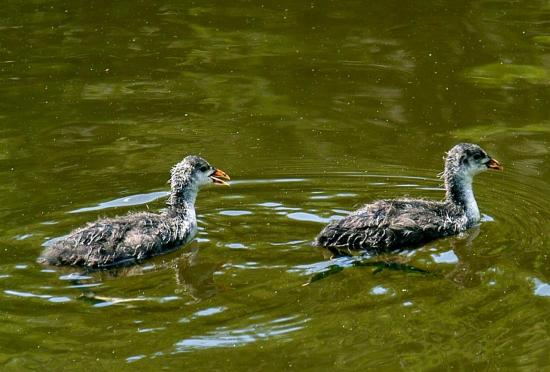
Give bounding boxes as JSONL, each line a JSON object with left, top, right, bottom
{"left": 314, "top": 143, "right": 502, "bottom": 256}
{"left": 38, "top": 155, "right": 230, "bottom": 269}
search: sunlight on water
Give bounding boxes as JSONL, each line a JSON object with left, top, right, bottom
{"left": 69, "top": 191, "right": 170, "bottom": 213}
{"left": 1, "top": 0, "right": 550, "bottom": 370}
{"left": 286, "top": 212, "right": 332, "bottom": 223}
{"left": 532, "top": 278, "right": 550, "bottom": 297}
{"left": 431, "top": 250, "right": 459, "bottom": 264}
{"left": 174, "top": 316, "right": 310, "bottom": 353}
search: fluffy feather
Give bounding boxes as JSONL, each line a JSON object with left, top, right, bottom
{"left": 314, "top": 143, "right": 499, "bottom": 255}
{"left": 38, "top": 155, "right": 225, "bottom": 269}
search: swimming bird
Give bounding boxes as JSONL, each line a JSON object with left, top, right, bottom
{"left": 314, "top": 143, "right": 502, "bottom": 256}
{"left": 38, "top": 155, "right": 230, "bottom": 269}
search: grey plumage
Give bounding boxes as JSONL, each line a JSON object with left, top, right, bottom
{"left": 314, "top": 143, "right": 502, "bottom": 256}
{"left": 38, "top": 155, "right": 230, "bottom": 269}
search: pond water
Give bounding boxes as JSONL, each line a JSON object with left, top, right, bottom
{"left": 1, "top": 0, "right": 549, "bottom": 370}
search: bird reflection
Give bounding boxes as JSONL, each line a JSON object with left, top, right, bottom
{"left": 309, "top": 224, "right": 484, "bottom": 286}
{"left": 172, "top": 247, "right": 221, "bottom": 302}
{"left": 444, "top": 225, "right": 484, "bottom": 288}
{"left": 55, "top": 244, "right": 222, "bottom": 305}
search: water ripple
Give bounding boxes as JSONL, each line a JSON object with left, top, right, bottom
{"left": 4, "top": 289, "right": 71, "bottom": 303}
{"left": 286, "top": 212, "right": 331, "bottom": 224}
{"left": 69, "top": 191, "right": 169, "bottom": 213}
{"left": 532, "top": 278, "right": 550, "bottom": 297}
{"left": 174, "top": 315, "right": 309, "bottom": 353}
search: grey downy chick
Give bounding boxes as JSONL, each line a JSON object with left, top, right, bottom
{"left": 314, "top": 143, "right": 502, "bottom": 256}
{"left": 38, "top": 155, "right": 230, "bottom": 269}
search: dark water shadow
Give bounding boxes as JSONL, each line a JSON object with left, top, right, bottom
{"left": 305, "top": 224, "right": 485, "bottom": 285}
{"left": 304, "top": 259, "right": 432, "bottom": 285}
{"left": 44, "top": 245, "right": 221, "bottom": 306}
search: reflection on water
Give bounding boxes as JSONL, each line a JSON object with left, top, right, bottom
{"left": 69, "top": 191, "right": 170, "bottom": 213}
{"left": 532, "top": 278, "right": 550, "bottom": 297}
{"left": 1, "top": 0, "right": 550, "bottom": 370}
{"left": 174, "top": 315, "right": 310, "bottom": 353}
{"left": 4, "top": 289, "right": 70, "bottom": 303}
{"left": 431, "top": 250, "right": 459, "bottom": 264}
{"left": 4, "top": 167, "right": 550, "bottom": 369}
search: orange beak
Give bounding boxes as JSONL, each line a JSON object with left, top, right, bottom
{"left": 210, "top": 168, "right": 230, "bottom": 186}
{"left": 486, "top": 158, "right": 503, "bottom": 171}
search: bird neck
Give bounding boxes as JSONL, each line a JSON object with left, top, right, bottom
{"left": 167, "top": 185, "right": 198, "bottom": 213}
{"left": 445, "top": 172, "right": 480, "bottom": 224}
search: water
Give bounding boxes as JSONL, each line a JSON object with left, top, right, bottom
{"left": 1, "top": 0, "right": 549, "bottom": 369}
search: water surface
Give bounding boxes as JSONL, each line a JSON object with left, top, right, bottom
{"left": 1, "top": 0, "right": 550, "bottom": 370}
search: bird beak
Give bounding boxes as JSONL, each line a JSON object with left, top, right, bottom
{"left": 486, "top": 158, "right": 503, "bottom": 171}
{"left": 210, "top": 168, "right": 230, "bottom": 186}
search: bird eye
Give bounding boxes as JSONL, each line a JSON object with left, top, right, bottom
{"left": 199, "top": 165, "right": 209, "bottom": 172}
{"left": 473, "top": 153, "right": 482, "bottom": 160}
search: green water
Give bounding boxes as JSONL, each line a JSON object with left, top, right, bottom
{"left": 1, "top": 0, "right": 549, "bottom": 370}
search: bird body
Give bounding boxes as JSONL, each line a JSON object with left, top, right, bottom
{"left": 315, "top": 143, "right": 502, "bottom": 256}
{"left": 315, "top": 199, "right": 467, "bottom": 256}
{"left": 40, "top": 210, "right": 196, "bottom": 268}
{"left": 38, "top": 156, "right": 229, "bottom": 269}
